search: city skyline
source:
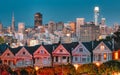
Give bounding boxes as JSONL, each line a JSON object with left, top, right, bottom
{"left": 0, "top": 0, "right": 120, "bottom": 27}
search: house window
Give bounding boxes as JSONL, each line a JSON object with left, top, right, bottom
{"left": 115, "top": 52, "right": 118, "bottom": 60}
{"left": 93, "top": 55, "right": 95, "bottom": 61}
{"left": 62, "top": 56, "right": 66, "bottom": 59}
{"left": 60, "top": 49, "right": 63, "bottom": 52}
{"left": 75, "top": 57, "right": 78, "bottom": 61}
{"left": 23, "top": 52, "right": 25, "bottom": 55}
{"left": 7, "top": 53, "right": 10, "bottom": 56}
{"left": 67, "top": 57, "right": 69, "bottom": 62}
{"left": 100, "top": 45, "right": 105, "bottom": 50}
{"left": 98, "top": 54, "right": 101, "bottom": 61}
{"left": 104, "top": 53, "right": 107, "bottom": 60}
{"left": 82, "top": 58, "right": 86, "bottom": 62}
{"left": 87, "top": 55, "right": 90, "bottom": 62}
{"left": 40, "top": 50, "right": 44, "bottom": 54}
{"left": 79, "top": 48, "right": 83, "bottom": 52}
{"left": 56, "top": 56, "right": 58, "bottom": 62}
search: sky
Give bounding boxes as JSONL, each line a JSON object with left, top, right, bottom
{"left": 0, "top": 0, "right": 120, "bottom": 27}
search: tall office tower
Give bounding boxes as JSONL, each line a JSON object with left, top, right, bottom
{"left": 48, "top": 21, "right": 56, "bottom": 33}
{"left": 18, "top": 22, "right": 25, "bottom": 33}
{"left": 76, "top": 18, "right": 84, "bottom": 40}
{"left": 56, "top": 22, "right": 64, "bottom": 31}
{"left": 34, "top": 12, "right": 42, "bottom": 28}
{"left": 0, "top": 22, "right": 3, "bottom": 32}
{"left": 94, "top": 6, "right": 99, "bottom": 25}
{"left": 80, "top": 23, "right": 100, "bottom": 42}
{"left": 11, "top": 12, "right": 15, "bottom": 32}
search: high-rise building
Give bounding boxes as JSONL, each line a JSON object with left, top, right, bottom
{"left": 11, "top": 12, "right": 15, "bottom": 32}
{"left": 0, "top": 22, "right": 3, "bottom": 32}
{"left": 18, "top": 22, "right": 25, "bottom": 33}
{"left": 34, "top": 13, "right": 42, "bottom": 28}
{"left": 76, "top": 18, "right": 84, "bottom": 40}
{"left": 69, "top": 22, "right": 76, "bottom": 33}
{"left": 80, "top": 23, "right": 100, "bottom": 42}
{"left": 99, "top": 18, "right": 107, "bottom": 39}
{"left": 94, "top": 6, "right": 99, "bottom": 25}
{"left": 48, "top": 21, "right": 56, "bottom": 33}
{"left": 56, "top": 22, "right": 64, "bottom": 31}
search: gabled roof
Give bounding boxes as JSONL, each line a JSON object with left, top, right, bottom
{"left": 9, "top": 46, "right": 22, "bottom": 55}
{"left": 25, "top": 45, "right": 40, "bottom": 55}
{"left": 93, "top": 41, "right": 112, "bottom": 53}
{"left": 43, "top": 44, "right": 53, "bottom": 54}
{"left": 62, "top": 42, "right": 79, "bottom": 54}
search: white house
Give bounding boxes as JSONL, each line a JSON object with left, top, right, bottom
{"left": 93, "top": 42, "right": 112, "bottom": 65}
{"left": 72, "top": 42, "right": 91, "bottom": 65}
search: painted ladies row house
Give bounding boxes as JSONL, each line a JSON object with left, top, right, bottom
{"left": 0, "top": 41, "right": 114, "bottom": 69}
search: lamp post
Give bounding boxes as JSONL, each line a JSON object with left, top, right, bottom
{"left": 35, "top": 66, "right": 39, "bottom": 75}
{"left": 95, "top": 62, "right": 100, "bottom": 67}
{"left": 74, "top": 64, "right": 78, "bottom": 70}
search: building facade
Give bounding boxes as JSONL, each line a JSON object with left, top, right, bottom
{"left": 80, "top": 23, "right": 100, "bottom": 42}
{"left": 34, "top": 13, "right": 42, "bottom": 28}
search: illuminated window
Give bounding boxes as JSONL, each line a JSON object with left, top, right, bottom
{"left": 115, "top": 52, "right": 118, "bottom": 60}
{"left": 104, "top": 53, "right": 107, "bottom": 60}
{"left": 100, "top": 45, "right": 105, "bottom": 50}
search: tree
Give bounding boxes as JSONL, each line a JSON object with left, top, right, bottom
{"left": 76, "top": 63, "right": 98, "bottom": 75}
{"left": 0, "top": 37, "right": 4, "bottom": 44}
{"left": 98, "top": 60, "right": 120, "bottom": 75}
{"left": 20, "top": 69, "right": 28, "bottom": 75}
{"left": 54, "top": 63, "right": 76, "bottom": 75}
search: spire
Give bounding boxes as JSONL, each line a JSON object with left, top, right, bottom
{"left": 12, "top": 12, "right": 15, "bottom": 32}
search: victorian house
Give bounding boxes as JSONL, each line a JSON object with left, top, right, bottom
{"left": 52, "top": 44, "right": 71, "bottom": 66}
{"left": 72, "top": 42, "right": 91, "bottom": 65}
{"left": 15, "top": 47, "right": 33, "bottom": 68}
{"left": 93, "top": 41, "right": 112, "bottom": 65}
{"left": 33, "top": 45, "right": 52, "bottom": 68}
{"left": 1, "top": 48, "right": 16, "bottom": 68}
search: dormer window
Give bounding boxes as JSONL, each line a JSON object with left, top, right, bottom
{"left": 79, "top": 48, "right": 83, "bottom": 52}
{"left": 60, "top": 49, "right": 63, "bottom": 52}
{"left": 23, "top": 52, "right": 25, "bottom": 55}
{"left": 100, "top": 45, "right": 105, "bottom": 50}
{"left": 40, "top": 50, "right": 44, "bottom": 54}
{"left": 7, "top": 53, "right": 10, "bottom": 56}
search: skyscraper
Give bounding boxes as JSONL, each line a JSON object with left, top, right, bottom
{"left": 80, "top": 23, "right": 100, "bottom": 42}
{"left": 76, "top": 18, "right": 84, "bottom": 40}
{"left": 34, "top": 12, "right": 42, "bottom": 28}
{"left": 18, "top": 22, "right": 25, "bottom": 33}
{"left": 0, "top": 22, "right": 3, "bottom": 32}
{"left": 94, "top": 6, "right": 99, "bottom": 26}
{"left": 11, "top": 12, "right": 15, "bottom": 32}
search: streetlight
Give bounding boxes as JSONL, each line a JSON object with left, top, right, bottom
{"left": 35, "top": 66, "right": 39, "bottom": 71}
{"left": 35, "top": 66, "right": 39, "bottom": 75}
{"left": 74, "top": 64, "right": 79, "bottom": 70}
{"left": 95, "top": 62, "right": 100, "bottom": 67}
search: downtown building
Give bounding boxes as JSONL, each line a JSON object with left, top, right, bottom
{"left": 79, "top": 22, "right": 100, "bottom": 42}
